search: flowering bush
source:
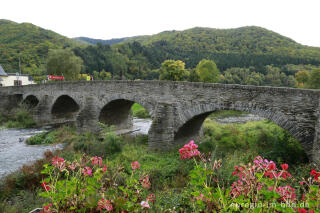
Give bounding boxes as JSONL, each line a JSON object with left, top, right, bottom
{"left": 39, "top": 155, "right": 155, "bottom": 212}
{"left": 179, "top": 140, "right": 319, "bottom": 212}
{"left": 38, "top": 140, "right": 319, "bottom": 212}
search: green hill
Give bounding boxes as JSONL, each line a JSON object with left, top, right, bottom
{"left": 120, "top": 26, "right": 320, "bottom": 69}
{"left": 0, "top": 19, "right": 83, "bottom": 78}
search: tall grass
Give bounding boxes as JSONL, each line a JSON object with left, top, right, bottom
{"left": 0, "top": 105, "right": 36, "bottom": 128}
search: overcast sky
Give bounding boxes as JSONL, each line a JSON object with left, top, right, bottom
{"left": 2, "top": 0, "right": 320, "bottom": 47}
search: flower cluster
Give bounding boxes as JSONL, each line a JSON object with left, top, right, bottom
{"left": 91, "top": 156, "right": 103, "bottom": 167}
{"left": 141, "top": 175, "right": 151, "bottom": 189}
{"left": 230, "top": 156, "right": 295, "bottom": 201}
{"left": 81, "top": 166, "right": 93, "bottom": 176}
{"left": 310, "top": 169, "right": 320, "bottom": 181}
{"left": 40, "top": 203, "right": 52, "bottom": 213}
{"left": 179, "top": 140, "right": 200, "bottom": 159}
{"left": 131, "top": 161, "right": 141, "bottom": 170}
{"left": 97, "top": 198, "right": 113, "bottom": 212}
{"left": 275, "top": 185, "right": 297, "bottom": 202}
{"left": 51, "top": 156, "right": 65, "bottom": 170}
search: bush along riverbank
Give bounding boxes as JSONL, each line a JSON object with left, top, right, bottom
{"left": 131, "top": 103, "right": 151, "bottom": 119}
{"left": 0, "top": 117, "right": 319, "bottom": 212}
{"left": 0, "top": 105, "right": 36, "bottom": 129}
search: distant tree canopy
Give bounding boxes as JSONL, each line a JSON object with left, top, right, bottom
{"left": 2, "top": 20, "right": 320, "bottom": 88}
{"left": 159, "top": 60, "right": 188, "bottom": 81}
{"left": 295, "top": 70, "right": 310, "bottom": 87}
{"left": 47, "top": 49, "right": 83, "bottom": 81}
{"left": 307, "top": 69, "right": 320, "bottom": 89}
{"left": 196, "top": 59, "right": 220, "bottom": 83}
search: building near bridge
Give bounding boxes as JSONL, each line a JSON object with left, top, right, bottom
{"left": 0, "top": 65, "right": 35, "bottom": 87}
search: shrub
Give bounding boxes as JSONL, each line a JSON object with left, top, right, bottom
{"left": 74, "top": 132, "right": 122, "bottom": 157}
{"left": 131, "top": 103, "right": 151, "bottom": 118}
{"left": 2, "top": 105, "right": 36, "bottom": 128}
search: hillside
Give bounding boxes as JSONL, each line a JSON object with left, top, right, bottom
{"left": 73, "top": 36, "right": 127, "bottom": 45}
{"left": 119, "top": 26, "right": 320, "bottom": 69}
{"left": 0, "top": 19, "right": 83, "bottom": 77}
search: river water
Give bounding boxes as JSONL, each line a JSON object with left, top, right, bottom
{"left": 0, "top": 128, "right": 63, "bottom": 179}
{"left": 0, "top": 114, "right": 260, "bottom": 179}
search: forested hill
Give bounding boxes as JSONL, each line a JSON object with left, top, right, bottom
{"left": 0, "top": 19, "right": 83, "bottom": 75}
{"left": 74, "top": 37, "right": 127, "bottom": 45}
{"left": 118, "top": 26, "right": 320, "bottom": 70}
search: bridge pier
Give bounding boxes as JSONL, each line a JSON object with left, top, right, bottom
{"left": 76, "top": 97, "right": 100, "bottom": 133}
{"left": 33, "top": 95, "right": 54, "bottom": 125}
{"left": 148, "top": 102, "right": 175, "bottom": 150}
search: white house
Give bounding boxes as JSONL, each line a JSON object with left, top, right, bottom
{"left": 0, "top": 65, "right": 35, "bottom": 87}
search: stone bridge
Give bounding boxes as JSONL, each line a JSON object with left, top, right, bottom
{"left": 1, "top": 80, "right": 320, "bottom": 162}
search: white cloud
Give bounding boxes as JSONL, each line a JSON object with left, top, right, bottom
{"left": 1, "top": 0, "right": 320, "bottom": 46}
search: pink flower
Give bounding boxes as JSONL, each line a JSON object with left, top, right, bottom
{"left": 280, "top": 163, "right": 289, "bottom": 171}
{"left": 41, "top": 182, "right": 50, "bottom": 191}
{"left": 275, "top": 185, "right": 297, "bottom": 202}
{"left": 141, "top": 201, "right": 150, "bottom": 209}
{"left": 147, "top": 194, "right": 156, "bottom": 203}
{"left": 310, "top": 169, "right": 320, "bottom": 180}
{"left": 131, "top": 161, "right": 141, "bottom": 170}
{"left": 51, "top": 156, "right": 65, "bottom": 170}
{"left": 102, "top": 165, "right": 107, "bottom": 173}
{"left": 179, "top": 140, "right": 200, "bottom": 160}
{"left": 41, "top": 203, "right": 52, "bottom": 213}
{"left": 268, "top": 163, "right": 276, "bottom": 171}
{"left": 81, "top": 167, "right": 92, "bottom": 176}
{"left": 68, "top": 163, "right": 76, "bottom": 171}
{"left": 97, "top": 198, "right": 113, "bottom": 212}
{"left": 298, "top": 209, "right": 307, "bottom": 213}
{"left": 141, "top": 176, "right": 151, "bottom": 189}
{"left": 91, "top": 156, "right": 103, "bottom": 167}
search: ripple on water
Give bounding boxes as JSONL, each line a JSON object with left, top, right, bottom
{"left": 0, "top": 128, "right": 63, "bottom": 179}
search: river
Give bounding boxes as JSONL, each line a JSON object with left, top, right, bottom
{"left": 0, "top": 128, "right": 63, "bottom": 179}
{"left": 0, "top": 114, "right": 260, "bottom": 179}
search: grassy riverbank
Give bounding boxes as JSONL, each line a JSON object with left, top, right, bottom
{"left": 0, "top": 105, "right": 36, "bottom": 129}
{"left": 0, "top": 111, "right": 318, "bottom": 212}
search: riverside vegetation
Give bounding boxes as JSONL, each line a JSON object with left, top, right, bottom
{"left": 0, "top": 105, "right": 36, "bottom": 129}
{"left": 0, "top": 106, "right": 318, "bottom": 212}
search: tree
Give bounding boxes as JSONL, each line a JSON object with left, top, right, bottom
{"left": 159, "top": 60, "right": 188, "bottom": 81}
{"left": 196, "top": 59, "right": 220, "bottom": 83}
{"left": 99, "top": 69, "right": 112, "bottom": 80}
{"left": 47, "top": 49, "right": 83, "bottom": 81}
{"left": 307, "top": 69, "right": 320, "bottom": 89}
{"left": 188, "top": 69, "right": 200, "bottom": 82}
{"left": 295, "top": 70, "right": 310, "bottom": 87}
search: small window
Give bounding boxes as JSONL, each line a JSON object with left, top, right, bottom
{"left": 14, "top": 80, "right": 22, "bottom": 86}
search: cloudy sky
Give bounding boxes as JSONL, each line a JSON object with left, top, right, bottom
{"left": 2, "top": 0, "right": 320, "bottom": 47}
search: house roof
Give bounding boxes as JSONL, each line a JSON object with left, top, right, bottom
{"left": 0, "top": 65, "right": 8, "bottom": 76}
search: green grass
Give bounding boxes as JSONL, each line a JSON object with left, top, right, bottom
{"left": 201, "top": 118, "right": 308, "bottom": 165}
{"left": 0, "top": 115, "right": 312, "bottom": 212}
{"left": 26, "top": 126, "right": 76, "bottom": 145}
{"left": 0, "top": 105, "right": 36, "bottom": 128}
{"left": 131, "top": 103, "right": 151, "bottom": 118}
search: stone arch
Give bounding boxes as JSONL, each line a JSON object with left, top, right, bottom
{"left": 22, "top": 95, "right": 39, "bottom": 108}
{"left": 51, "top": 95, "right": 80, "bottom": 119}
{"left": 174, "top": 102, "right": 309, "bottom": 153}
{"left": 98, "top": 95, "right": 154, "bottom": 131}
